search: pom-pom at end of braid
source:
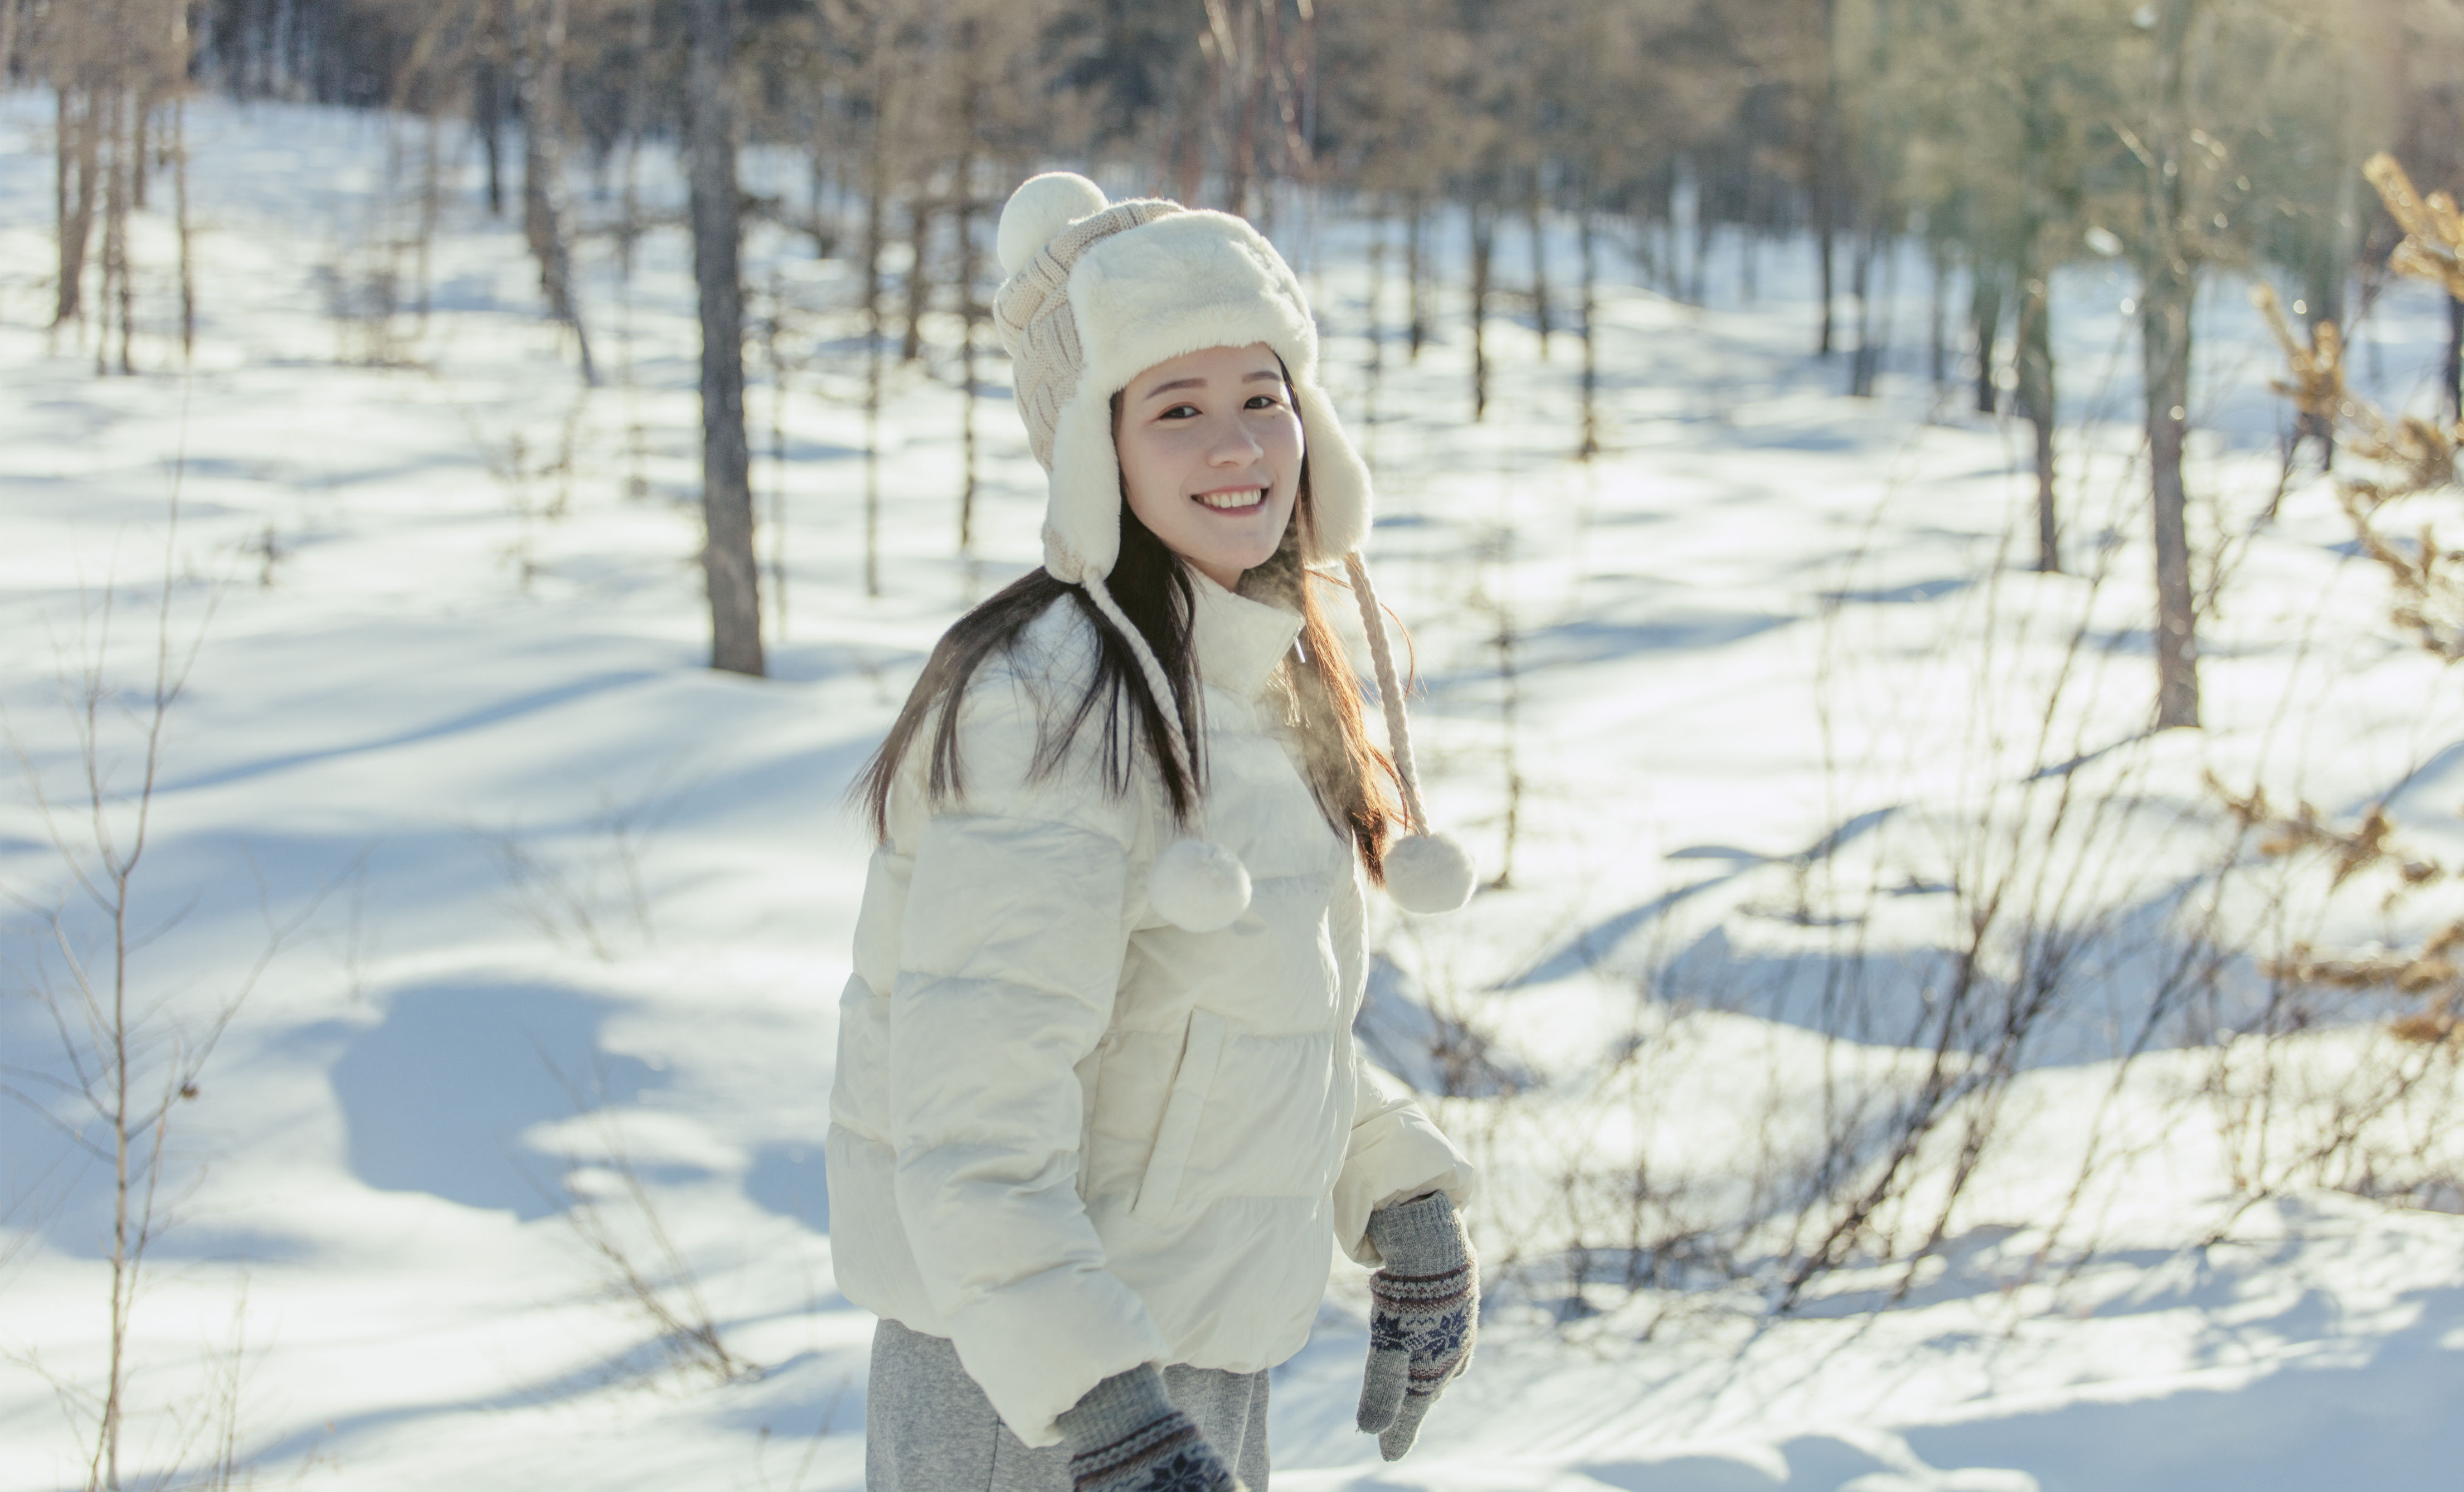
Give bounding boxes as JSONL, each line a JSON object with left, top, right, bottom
{"left": 1384, "top": 833, "right": 1478, "bottom": 914}
{"left": 1150, "top": 837, "right": 1253, "bottom": 932}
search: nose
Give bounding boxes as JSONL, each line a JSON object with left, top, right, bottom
{"left": 1207, "top": 414, "right": 1264, "bottom": 466}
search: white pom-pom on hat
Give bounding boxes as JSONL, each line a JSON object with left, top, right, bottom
{"left": 1149, "top": 836, "right": 1252, "bottom": 933}
{"left": 1384, "top": 832, "right": 1479, "bottom": 915}
{"left": 998, "top": 172, "right": 1110, "bottom": 277}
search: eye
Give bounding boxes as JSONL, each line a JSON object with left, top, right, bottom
{"left": 1158, "top": 403, "right": 1201, "bottom": 420}
{"left": 1245, "top": 392, "right": 1285, "bottom": 411}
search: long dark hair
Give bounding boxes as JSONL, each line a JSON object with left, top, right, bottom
{"left": 853, "top": 472, "right": 1403, "bottom": 882}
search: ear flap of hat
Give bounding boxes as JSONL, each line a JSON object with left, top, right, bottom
{"left": 1291, "top": 378, "right": 1371, "bottom": 562}
{"left": 1043, "top": 392, "right": 1122, "bottom": 584}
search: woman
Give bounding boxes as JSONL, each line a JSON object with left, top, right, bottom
{"left": 829, "top": 173, "right": 1481, "bottom": 1492}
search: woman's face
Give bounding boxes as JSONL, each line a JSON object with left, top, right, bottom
{"left": 1114, "top": 342, "right": 1304, "bottom": 591}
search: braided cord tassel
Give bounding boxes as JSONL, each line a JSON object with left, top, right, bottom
{"left": 1342, "top": 551, "right": 1431, "bottom": 836}
{"left": 1082, "top": 572, "right": 1198, "bottom": 818}
{"left": 1342, "top": 551, "right": 1478, "bottom": 913}
{"left": 1082, "top": 572, "right": 1252, "bottom": 932}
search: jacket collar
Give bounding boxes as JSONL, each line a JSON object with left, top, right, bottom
{"left": 1189, "top": 568, "right": 1301, "bottom": 701}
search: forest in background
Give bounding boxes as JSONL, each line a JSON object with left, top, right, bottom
{"left": 13, "top": 9, "right": 2464, "bottom": 1489}
{"left": 16, "top": 0, "right": 2464, "bottom": 707}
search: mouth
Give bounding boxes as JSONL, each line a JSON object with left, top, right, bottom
{"left": 1192, "top": 487, "right": 1269, "bottom": 513}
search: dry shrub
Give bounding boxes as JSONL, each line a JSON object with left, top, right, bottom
{"left": 2213, "top": 774, "right": 2463, "bottom": 1042}
{"left": 2238, "top": 147, "right": 2464, "bottom": 1061}
{"left": 2257, "top": 153, "right": 2464, "bottom": 661}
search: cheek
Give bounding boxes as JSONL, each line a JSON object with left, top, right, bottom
{"left": 1270, "top": 420, "right": 1306, "bottom": 491}
{"left": 1117, "top": 432, "right": 1177, "bottom": 514}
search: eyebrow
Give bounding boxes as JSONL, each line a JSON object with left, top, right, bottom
{"left": 1139, "top": 370, "right": 1285, "bottom": 400}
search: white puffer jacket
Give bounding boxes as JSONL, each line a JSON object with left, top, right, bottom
{"left": 826, "top": 573, "right": 1475, "bottom": 1447}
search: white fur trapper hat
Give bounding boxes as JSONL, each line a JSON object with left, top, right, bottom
{"left": 992, "top": 171, "right": 1476, "bottom": 930}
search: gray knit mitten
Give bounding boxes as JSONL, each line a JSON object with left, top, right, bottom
{"left": 1356, "top": 1190, "right": 1478, "bottom": 1461}
{"left": 1056, "top": 1364, "right": 1239, "bottom": 1492}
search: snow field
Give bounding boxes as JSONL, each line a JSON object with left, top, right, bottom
{"left": 5, "top": 93, "right": 2464, "bottom": 1490}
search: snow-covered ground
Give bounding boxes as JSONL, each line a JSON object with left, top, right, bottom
{"left": 6, "top": 94, "right": 2464, "bottom": 1491}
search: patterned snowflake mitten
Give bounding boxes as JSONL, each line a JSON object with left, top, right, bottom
{"left": 1356, "top": 1189, "right": 1478, "bottom": 1461}
{"left": 1056, "top": 1363, "right": 1241, "bottom": 1492}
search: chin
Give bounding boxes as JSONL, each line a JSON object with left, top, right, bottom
{"left": 1213, "top": 536, "right": 1285, "bottom": 578}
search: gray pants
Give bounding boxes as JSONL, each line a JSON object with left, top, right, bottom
{"left": 866, "top": 1318, "right": 1271, "bottom": 1491}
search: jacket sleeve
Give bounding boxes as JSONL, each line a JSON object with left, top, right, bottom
{"left": 885, "top": 667, "right": 1170, "bottom": 1447}
{"left": 1333, "top": 1043, "right": 1480, "bottom": 1267}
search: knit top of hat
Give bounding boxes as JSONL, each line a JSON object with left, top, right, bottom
{"left": 993, "top": 195, "right": 1182, "bottom": 473}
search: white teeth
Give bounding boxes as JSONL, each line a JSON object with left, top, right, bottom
{"left": 1196, "top": 489, "right": 1263, "bottom": 510}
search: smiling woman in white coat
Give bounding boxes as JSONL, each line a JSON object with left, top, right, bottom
{"left": 830, "top": 172, "right": 1484, "bottom": 1492}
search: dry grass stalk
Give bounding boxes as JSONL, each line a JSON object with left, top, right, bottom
{"left": 537, "top": 1056, "right": 754, "bottom": 1387}
{"left": 2365, "top": 152, "right": 2464, "bottom": 303}
{"left": 2210, "top": 771, "right": 2464, "bottom": 1039}
{"left": 2, "top": 490, "right": 330, "bottom": 1490}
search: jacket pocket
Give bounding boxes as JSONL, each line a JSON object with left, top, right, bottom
{"left": 1131, "top": 1010, "right": 1226, "bottom": 1223}
{"left": 1076, "top": 1032, "right": 1115, "bottom": 1201}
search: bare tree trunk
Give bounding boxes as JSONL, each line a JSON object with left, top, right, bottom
{"left": 53, "top": 81, "right": 70, "bottom": 250}
{"left": 1688, "top": 155, "right": 1714, "bottom": 307}
{"left": 518, "top": 0, "right": 596, "bottom": 385}
{"left": 1247, "top": 0, "right": 1276, "bottom": 231}
{"left": 763, "top": 266, "right": 788, "bottom": 642}
{"left": 1406, "top": 199, "right": 1427, "bottom": 361}
{"left": 2447, "top": 294, "right": 2462, "bottom": 425}
{"left": 2015, "top": 269, "right": 2057, "bottom": 572}
{"left": 416, "top": 111, "right": 439, "bottom": 323}
{"left": 2301, "top": 71, "right": 2359, "bottom": 466}
{"left": 131, "top": 95, "right": 150, "bottom": 212}
{"left": 1812, "top": 0, "right": 1839, "bottom": 357}
{"left": 686, "top": 0, "right": 763, "bottom": 675}
{"left": 1579, "top": 200, "right": 1599, "bottom": 459}
{"left": 1173, "top": 96, "right": 1202, "bottom": 207}
{"left": 1222, "top": 0, "right": 1260, "bottom": 220}
{"left": 56, "top": 85, "right": 100, "bottom": 330}
{"left": 101, "top": 88, "right": 134, "bottom": 375}
{"left": 900, "top": 193, "right": 930, "bottom": 364}
{"left": 2145, "top": 0, "right": 2199, "bottom": 730}
{"left": 1741, "top": 152, "right": 1761, "bottom": 303}
{"left": 1814, "top": 195, "right": 1836, "bottom": 356}
{"left": 862, "top": 95, "right": 889, "bottom": 600}
{"left": 476, "top": 3, "right": 509, "bottom": 216}
{"left": 955, "top": 31, "right": 983, "bottom": 560}
{"left": 1848, "top": 222, "right": 1881, "bottom": 397}
{"left": 0, "top": 0, "right": 22, "bottom": 87}
{"left": 1649, "top": 187, "right": 1673, "bottom": 295}
{"left": 174, "top": 98, "right": 195, "bottom": 361}
{"left": 1527, "top": 167, "right": 1551, "bottom": 358}
{"left": 1970, "top": 267, "right": 2002, "bottom": 414}
{"left": 806, "top": 149, "right": 831, "bottom": 255}
{"left": 1280, "top": 0, "right": 1321, "bottom": 201}
{"left": 1927, "top": 242, "right": 1949, "bottom": 388}
{"left": 617, "top": 0, "right": 652, "bottom": 279}
{"left": 2013, "top": 26, "right": 2060, "bottom": 566}
{"left": 1470, "top": 191, "right": 1493, "bottom": 421}
{"left": 2145, "top": 280, "right": 2197, "bottom": 727}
